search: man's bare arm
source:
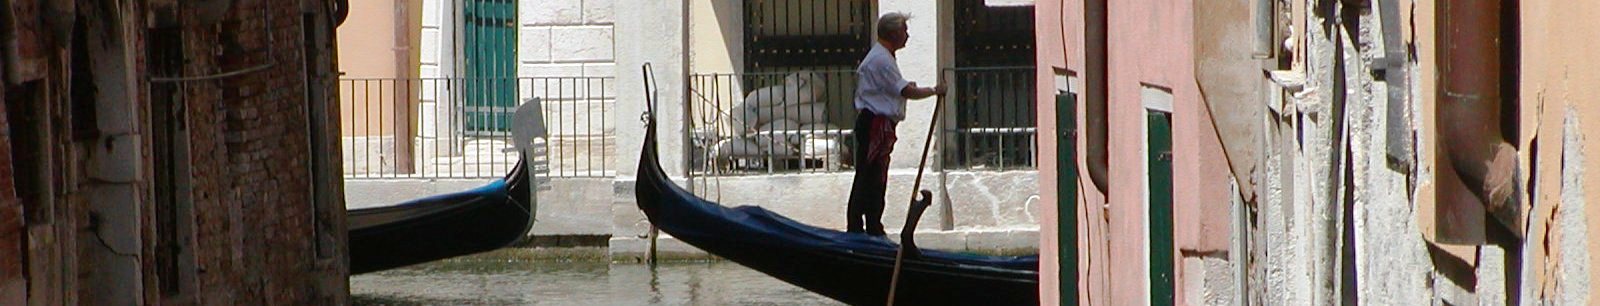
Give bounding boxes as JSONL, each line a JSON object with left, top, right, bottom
{"left": 900, "top": 82, "right": 948, "bottom": 100}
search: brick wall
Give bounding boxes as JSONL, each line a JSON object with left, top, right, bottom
{"left": 175, "top": 0, "right": 345, "bottom": 303}
{"left": 0, "top": 0, "right": 347, "bottom": 304}
{"left": 221, "top": 0, "right": 319, "bottom": 302}
{"left": 0, "top": 84, "right": 22, "bottom": 306}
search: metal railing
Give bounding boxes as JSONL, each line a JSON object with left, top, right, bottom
{"left": 942, "top": 66, "right": 1038, "bottom": 170}
{"left": 339, "top": 76, "right": 615, "bottom": 179}
{"left": 685, "top": 66, "right": 1038, "bottom": 176}
{"left": 687, "top": 69, "right": 859, "bottom": 176}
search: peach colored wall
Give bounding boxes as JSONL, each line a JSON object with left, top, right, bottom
{"left": 1038, "top": 0, "right": 1233, "bottom": 304}
{"left": 337, "top": 1, "right": 400, "bottom": 79}
{"left": 1518, "top": 0, "right": 1600, "bottom": 301}
{"left": 336, "top": 0, "right": 412, "bottom": 137}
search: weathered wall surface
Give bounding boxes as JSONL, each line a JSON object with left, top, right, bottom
{"left": 1040, "top": 0, "right": 1600, "bottom": 304}
{"left": 0, "top": 84, "right": 21, "bottom": 305}
{"left": 1519, "top": 0, "right": 1600, "bottom": 303}
{"left": 1255, "top": 0, "right": 1600, "bottom": 304}
{"left": 0, "top": 0, "right": 348, "bottom": 304}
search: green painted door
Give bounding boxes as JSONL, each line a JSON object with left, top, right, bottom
{"left": 1056, "top": 92, "right": 1079, "bottom": 305}
{"left": 464, "top": 0, "right": 517, "bottom": 134}
{"left": 1147, "top": 111, "right": 1174, "bottom": 306}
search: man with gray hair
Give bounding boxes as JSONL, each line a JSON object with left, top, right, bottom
{"left": 846, "top": 12, "right": 945, "bottom": 236}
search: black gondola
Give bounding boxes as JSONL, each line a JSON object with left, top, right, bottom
{"left": 348, "top": 159, "right": 534, "bottom": 274}
{"left": 633, "top": 115, "right": 1040, "bottom": 305}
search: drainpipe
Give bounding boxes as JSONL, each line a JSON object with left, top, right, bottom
{"left": 392, "top": 0, "right": 416, "bottom": 174}
{"left": 1438, "top": 0, "right": 1516, "bottom": 220}
{"left": 1084, "top": 0, "right": 1109, "bottom": 194}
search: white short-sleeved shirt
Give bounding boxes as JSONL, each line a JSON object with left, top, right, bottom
{"left": 854, "top": 42, "right": 912, "bottom": 121}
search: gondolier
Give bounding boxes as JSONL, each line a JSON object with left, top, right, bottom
{"left": 847, "top": 12, "right": 946, "bottom": 236}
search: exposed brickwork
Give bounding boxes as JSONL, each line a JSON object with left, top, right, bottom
{"left": 0, "top": 82, "right": 24, "bottom": 306}
{"left": 1, "top": 0, "right": 346, "bottom": 304}
{"left": 176, "top": 0, "right": 343, "bottom": 304}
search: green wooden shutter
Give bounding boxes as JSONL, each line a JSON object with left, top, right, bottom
{"left": 1056, "top": 92, "right": 1080, "bottom": 305}
{"left": 1147, "top": 111, "right": 1174, "bottom": 306}
{"left": 464, "top": 0, "right": 517, "bottom": 134}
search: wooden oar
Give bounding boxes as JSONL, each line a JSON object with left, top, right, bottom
{"left": 886, "top": 81, "right": 947, "bottom": 306}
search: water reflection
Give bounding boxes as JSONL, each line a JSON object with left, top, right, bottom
{"left": 352, "top": 258, "right": 841, "bottom": 305}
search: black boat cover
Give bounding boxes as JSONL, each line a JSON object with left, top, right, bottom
{"left": 349, "top": 161, "right": 533, "bottom": 274}
{"left": 647, "top": 188, "right": 1039, "bottom": 271}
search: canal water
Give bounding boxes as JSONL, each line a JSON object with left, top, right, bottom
{"left": 351, "top": 257, "right": 843, "bottom": 305}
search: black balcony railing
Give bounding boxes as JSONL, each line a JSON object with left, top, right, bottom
{"left": 338, "top": 76, "right": 615, "bottom": 179}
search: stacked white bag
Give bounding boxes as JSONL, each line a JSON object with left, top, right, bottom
{"left": 709, "top": 71, "right": 847, "bottom": 169}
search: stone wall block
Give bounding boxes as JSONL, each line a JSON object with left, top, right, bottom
{"left": 90, "top": 134, "right": 143, "bottom": 183}
{"left": 420, "top": 28, "right": 441, "bottom": 66}
{"left": 518, "top": 27, "right": 552, "bottom": 63}
{"left": 422, "top": 0, "right": 444, "bottom": 26}
{"left": 581, "top": 63, "right": 614, "bottom": 79}
{"left": 583, "top": 0, "right": 614, "bottom": 24}
{"left": 550, "top": 27, "right": 613, "bottom": 62}
{"left": 522, "top": 0, "right": 582, "bottom": 26}
{"left": 966, "top": 229, "right": 1040, "bottom": 253}
{"left": 87, "top": 184, "right": 140, "bottom": 253}
{"left": 531, "top": 100, "right": 612, "bottom": 136}
{"left": 95, "top": 94, "right": 138, "bottom": 135}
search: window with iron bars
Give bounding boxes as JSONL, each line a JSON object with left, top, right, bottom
{"left": 688, "top": 0, "right": 873, "bottom": 176}
{"left": 944, "top": 0, "right": 1037, "bottom": 170}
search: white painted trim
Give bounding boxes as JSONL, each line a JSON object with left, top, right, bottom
{"left": 1141, "top": 84, "right": 1174, "bottom": 113}
{"left": 1054, "top": 71, "right": 1076, "bottom": 94}
{"left": 1139, "top": 106, "right": 1152, "bottom": 306}
{"left": 1139, "top": 83, "right": 1175, "bottom": 305}
{"left": 984, "top": 0, "right": 1035, "bottom": 7}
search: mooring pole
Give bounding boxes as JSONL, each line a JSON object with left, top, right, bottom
{"left": 646, "top": 226, "right": 659, "bottom": 266}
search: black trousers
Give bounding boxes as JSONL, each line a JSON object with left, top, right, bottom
{"left": 847, "top": 110, "right": 893, "bottom": 235}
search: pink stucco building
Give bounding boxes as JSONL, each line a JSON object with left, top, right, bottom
{"left": 1035, "top": 0, "right": 1237, "bottom": 304}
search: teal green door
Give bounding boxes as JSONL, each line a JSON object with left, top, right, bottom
{"left": 1147, "top": 111, "right": 1174, "bottom": 305}
{"left": 1056, "top": 92, "right": 1079, "bottom": 305}
{"left": 464, "top": 0, "right": 517, "bottom": 134}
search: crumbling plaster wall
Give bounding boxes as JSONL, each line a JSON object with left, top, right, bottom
{"left": 1254, "top": 0, "right": 1600, "bottom": 304}
{"left": 1519, "top": 0, "right": 1600, "bottom": 303}
{"left": 1256, "top": 0, "right": 1440, "bottom": 304}
{"left": 1344, "top": 0, "right": 1438, "bottom": 303}
{"left": 1553, "top": 115, "right": 1588, "bottom": 304}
